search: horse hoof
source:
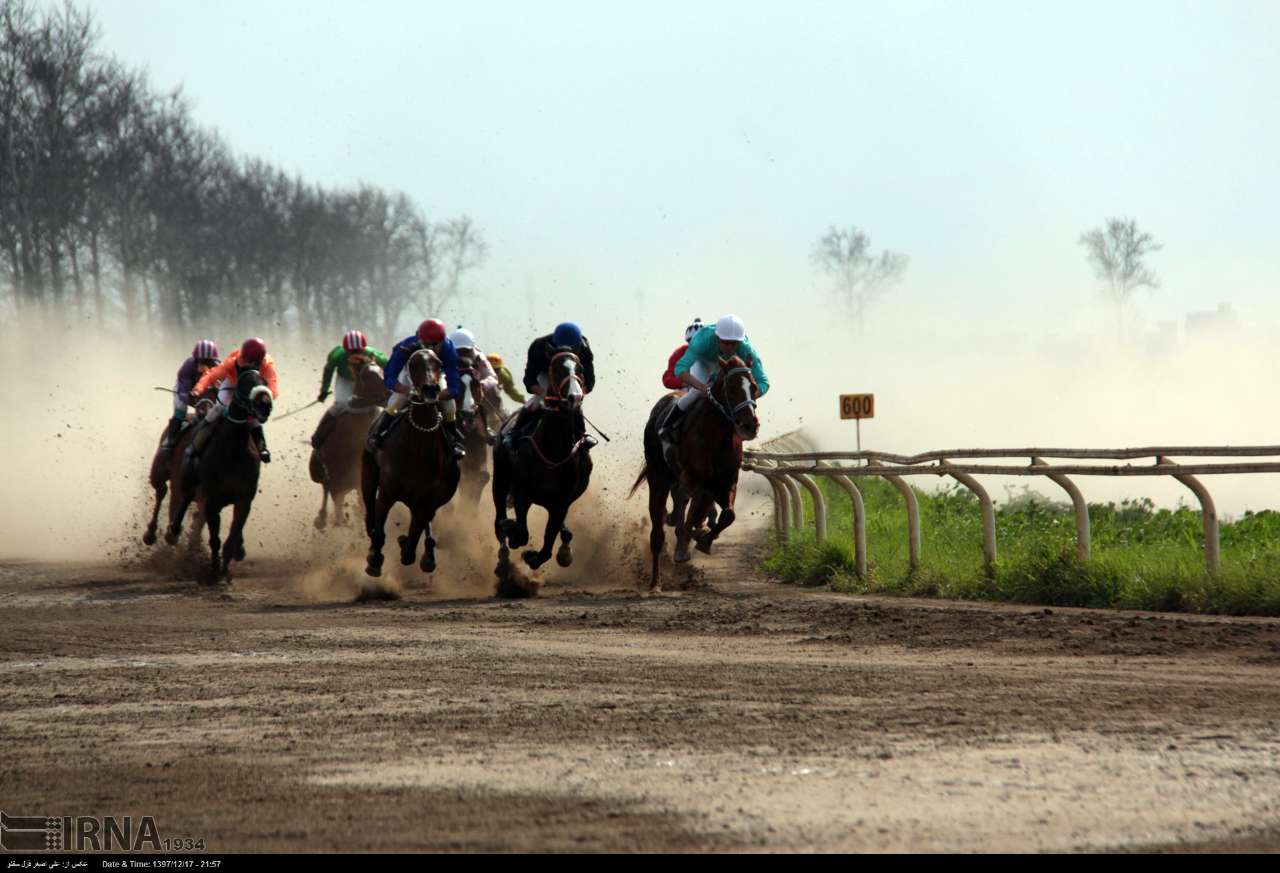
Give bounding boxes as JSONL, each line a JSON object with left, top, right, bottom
{"left": 365, "top": 562, "right": 382, "bottom": 578}
{"left": 142, "top": 529, "right": 157, "bottom": 546}
{"left": 314, "top": 515, "right": 326, "bottom": 530}
{"left": 555, "top": 546, "right": 573, "bottom": 568}
{"left": 695, "top": 538, "right": 714, "bottom": 555}
{"left": 522, "top": 550, "right": 546, "bottom": 570}
{"left": 664, "top": 512, "right": 677, "bottom": 527}
{"left": 164, "top": 531, "right": 179, "bottom": 546}
{"left": 674, "top": 548, "right": 691, "bottom": 563}
{"left": 509, "top": 530, "right": 530, "bottom": 549}
{"left": 420, "top": 556, "right": 436, "bottom": 573}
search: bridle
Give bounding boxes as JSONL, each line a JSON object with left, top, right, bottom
{"left": 543, "top": 351, "right": 584, "bottom": 410}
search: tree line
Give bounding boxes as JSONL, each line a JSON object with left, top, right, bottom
{"left": 0, "top": 0, "right": 485, "bottom": 341}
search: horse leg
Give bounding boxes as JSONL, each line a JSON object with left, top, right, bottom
{"left": 400, "top": 507, "right": 425, "bottom": 566}
{"left": 143, "top": 481, "right": 167, "bottom": 546}
{"left": 507, "top": 497, "right": 532, "bottom": 549}
{"left": 676, "top": 491, "right": 713, "bottom": 563}
{"left": 668, "top": 487, "right": 689, "bottom": 528}
{"left": 419, "top": 513, "right": 438, "bottom": 573}
{"left": 204, "top": 502, "right": 222, "bottom": 583}
{"left": 166, "top": 485, "right": 192, "bottom": 547}
{"left": 314, "top": 484, "right": 328, "bottom": 530}
{"left": 523, "top": 503, "right": 567, "bottom": 570}
{"left": 491, "top": 459, "right": 513, "bottom": 578}
{"left": 695, "top": 487, "right": 738, "bottom": 554}
{"left": 366, "top": 490, "right": 392, "bottom": 577}
{"left": 647, "top": 473, "right": 670, "bottom": 590}
{"left": 555, "top": 525, "right": 574, "bottom": 568}
{"left": 224, "top": 499, "right": 252, "bottom": 579}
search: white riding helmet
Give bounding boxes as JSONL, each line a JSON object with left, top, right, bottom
{"left": 684, "top": 318, "right": 704, "bottom": 342}
{"left": 449, "top": 328, "right": 476, "bottom": 350}
{"left": 714, "top": 314, "right": 746, "bottom": 342}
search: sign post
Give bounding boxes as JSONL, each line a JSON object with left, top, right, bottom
{"left": 839, "top": 393, "right": 875, "bottom": 460}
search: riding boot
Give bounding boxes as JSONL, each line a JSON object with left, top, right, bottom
{"left": 369, "top": 410, "right": 405, "bottom": 450}
{"left": 658, "top": 403, "right": 687, "bottom": 444}
{"left": 310, "top": 411, "right": 338, "bottom": 449}
{"left": 160, "top": 418, "right": 183, "bottom": 455}
{"left": 444, "top": 419, "right": 467, "bottom": 460}
{"left": 574, "top": 408, "right": 598, "bottom": 450}
{"left": 252, "top": 425, "right": 271, "bottom": 464}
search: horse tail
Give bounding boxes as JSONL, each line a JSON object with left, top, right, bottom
{"left": 628, "top": 462, "right": 648, "bottom": 498}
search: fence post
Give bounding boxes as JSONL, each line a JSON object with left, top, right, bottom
{"left": 781, "top": 475, "right": 805, "bottom": 529}
{"left": 797, "top": 474, "right": 827, "bottom": 543}
{"left": 832, "top": 475, "right": 868, "bottom": 579}
{"left": 942, "top": 457, "right": 997, "bottom": 568}
{"left": 1158, "top": 456, "right": 1220, "bottom": 575}
{"left": 1032, "top": 457, "right": 1090, "bottom": 561}
{"left": 764, "top": 474, "right": 788, "bottom": 539}
{"left": 881, "top": 474, "right": 920, "bottom": 572}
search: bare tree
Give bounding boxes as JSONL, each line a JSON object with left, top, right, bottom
{"left": 1078, "top": 217, "right": 1162, "bottom": 338}
{"left": 812, "top": 225, "right": 907, "bottom": 330}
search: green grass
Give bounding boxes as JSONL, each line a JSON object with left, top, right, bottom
{"left": 763, "top": 476, "right": 1280, "bottom": 615}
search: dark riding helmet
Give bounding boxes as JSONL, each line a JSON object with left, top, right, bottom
{"left": 552, "top": 322, "right": 582, "bottom": 349}
{"left": 239, "top": 337, "right": 267, "bottom": 365}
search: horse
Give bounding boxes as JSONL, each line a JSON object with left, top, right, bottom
{"left": 142, "top": 385, "right": 218, "bottom": 547}
{"left": 310, "top": 360, "right": 390, "bottom": 529}
{"left": 361, "top": 349, "right": 460, "bottom": 578}
{"left": 491, "top": 350, "right": 593, "bottom": 580}
{"left": 455, "top": 364, "right": 495, "bottom": 506}
{"left": 166, "top": 370, "right": 274, "bottom": 582}
{"left": 631, "top": 355, "right": 759, "bottom": 591}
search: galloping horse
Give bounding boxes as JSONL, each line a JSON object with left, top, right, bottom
{"left": 361, "top": 349, "right": 460, "bottom": 577}
{"left": 167, "top": 370, "right": 274, "bottom": 582}
{"left": 310, "top": 360, "right": 389, "bottom": 529}
{"left": 142, "top": 385, "right": 217, "bottom": 547}
{"left": 492, "top": 350, "right": 593, "bottom": 578}
{"left": 455, "top": 365, "right": 494, "bottom": 506}
{"left": 632, "top": 355, "right": 759, "bottom": 591}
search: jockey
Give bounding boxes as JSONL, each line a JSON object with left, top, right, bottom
{"left": 161, "top": 339, "right": 220, "bottom": 455}
{"left": 486, "top": 353, "right": 526, "bottom": 405}
{"left": 506, "top": 322, "right": 597, "bottom": 449}
{"left": 310, "top": 329, "right": 389, "bottom": 449}
{"left": 659, "top": 314, "right": 768, "bottom": 443}
{"left": 189, "top": 337, "right": 281, "bottom": 463}
{"left": 449, "top": 328, "right": 500, "bottom": 398}
{"left": 368, "top": 318, "right": 465, "bottom": 459}
{"left": 662, "top": 318, "right": 703, "bottom": 391}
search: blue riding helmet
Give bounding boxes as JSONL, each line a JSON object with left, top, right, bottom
{"left": 552, "top": 322, "right": 583, "bottom": 348}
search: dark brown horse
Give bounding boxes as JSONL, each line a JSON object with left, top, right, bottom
{"left": 310, "top": 361, "right": 389, "bottom": 529}
{"left": 167, "top": 370, "right": 274, "bottom": 582}
{"left": 631, "top": 356, "right": 759, "bottom": 591}
{"left": 361, "top": 349, "right": 460, "bottom": 577}
{"left": 492, "top": 351, "right": 593, "bottom": 580}
{"left": 142, "top": 386, "right": 217, "bottom": 547}
{"left": 455, "top": 364, "right": 495, "bottom": 506}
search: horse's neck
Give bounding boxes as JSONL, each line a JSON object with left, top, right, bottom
{"left": 535, "top": 409, "right": 575, "bottom": 443}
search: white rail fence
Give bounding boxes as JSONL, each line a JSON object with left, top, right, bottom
{"left": 742, "top": 443, "right": 1280, "bottom": 577}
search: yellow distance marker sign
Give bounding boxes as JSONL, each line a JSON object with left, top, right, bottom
{"left": 840, "top": 393, "right": 874, "bottom": 420}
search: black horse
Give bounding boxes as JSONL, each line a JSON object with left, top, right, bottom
{"left": 491, "top": 351, "right": 593, "bottom": 581}
{"left": 167, "top": 370, "right": 273, "bottom": 582}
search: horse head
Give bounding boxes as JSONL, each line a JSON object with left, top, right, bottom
{"left": 352, "top": 358, "right": 389, "bottom": 406}
{"left": 234, "top": 368, "right": 274, "bottom": 423}
{"left": 713, "top": 355, "right": 759, "bottom": 441}
{"left": 547, "top": 351, "right": 585, "bottom": 412}
{"left": 407, "top": 348, "right": 443, "bottom": 402}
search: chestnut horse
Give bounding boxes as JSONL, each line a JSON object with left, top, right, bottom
{"left": 310, "top": 360, "right": 390, "bottom": 529}
{"left": 142, "top": 385, "right": 217, "bottom": 547}
{"left": 491, "top": 351, "right": 593, "bottom": 579}
{"left": 361, "top": 349, "right": 460, "bottom": 577}
{"left": 631, "top": 356, "right": 759, "bottom": 591}
{"left": 455, "top": 365, "right": 495, "bottom": 506}
{"left": 168, "top": 370, "right": 274, "bottom": 582}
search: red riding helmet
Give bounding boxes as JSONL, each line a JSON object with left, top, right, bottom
{"left": 417, "top": 319, "right": 446, "bottom": 344}
{"left": 342, "top": 329, "right": 367, "bottom": 353}
{"left": 239, "top": 337, "right": 267, "bottom": 364}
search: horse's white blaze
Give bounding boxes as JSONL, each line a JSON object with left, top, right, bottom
{"left": 460, "top": 374, "right": 475, "bottom": 411}
{"left": 564, "top": 360, "right": 584, "bottom": 397}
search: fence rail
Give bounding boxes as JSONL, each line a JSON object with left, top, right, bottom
{"left": 742, "top": 445, "right": 1280, "bottom": 577}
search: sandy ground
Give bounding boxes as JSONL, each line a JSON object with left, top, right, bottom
{"left": 3, "top": 505, "right": 1280, "bottom": 853}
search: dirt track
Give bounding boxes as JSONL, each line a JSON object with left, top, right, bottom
{"left": 3, "top": 515, "right": 1280, "bottom": 853}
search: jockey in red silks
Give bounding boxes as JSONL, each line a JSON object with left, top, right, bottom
{"left": 662, "top": 318, "right": 703, "bottom": 391}
{"left": 190, "top": 337, "right": 281, "bottom": 463}
{"left": 161, "top": 339, "right": 221, "bottom": 455}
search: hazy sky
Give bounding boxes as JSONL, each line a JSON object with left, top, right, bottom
{"left": 76, "top": 0, "right": 1280, "bottom": 336}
